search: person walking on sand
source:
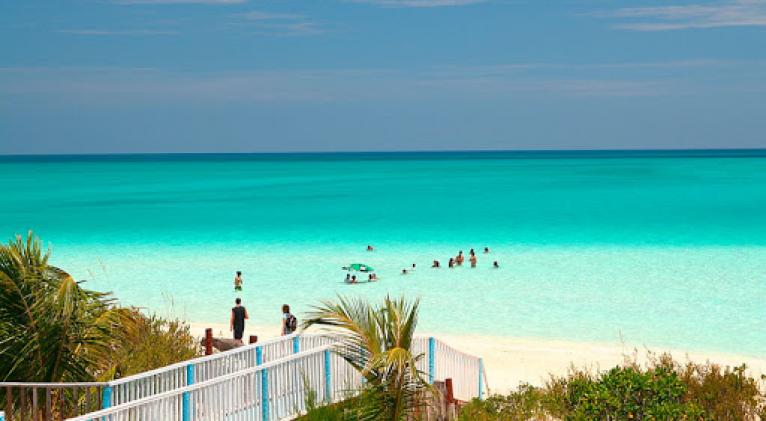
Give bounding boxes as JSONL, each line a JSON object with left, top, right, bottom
{"left": 470, "top": 253, "right": 477, "bottom": 268}
{"left": 234, "top": 271, "right": 243, "bottom": 291}
{"left": 281, "top": 304, "right": 297, "bottom": 336}
{"left": 230, "top": 298, "right": 249, "bottom": 345}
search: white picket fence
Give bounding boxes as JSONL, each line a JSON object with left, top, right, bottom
{"left": 108, "top": 333, "right": 336, "bottom": 407}
{"left": 66, "top": 345, "right": 359, "bottom": 421}
{"left": 66, "top": 337, "right": 487, "bottom": 421}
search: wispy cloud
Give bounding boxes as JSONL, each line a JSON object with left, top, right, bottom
{"left": 592, "top": 0, "right": 766, "bottom": 31}
{"left": 57, "top": 29, "right": 178, "bottom": 36}
{"left": 5, "top": 60, "right": 758, "bottom": 105}
{"left": 239, "top": 11, "right": 305, "bottom": 21}
{"left": 115, "top": 0, "right": 246, "bottom": 5}
{"left": 350, "top": 0, "right": 488, "bottom": 8}
{"left": 235, "top": 10, "right": 324, "bottom": 36}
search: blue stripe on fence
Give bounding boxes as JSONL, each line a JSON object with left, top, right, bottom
{"left": 183, "top": 363, "right": 194, "bottom": 421}
{"left": 262, "top": 368, "right": 269, "bottom": 420}
{"left": 101, "top": 386, "right": 112, "bottom": 409}
{"left": 428, "top": 337, "right": 435, "bottom": 384}
{"left": 324, "top": 349, "right": 331, "bottom": 402}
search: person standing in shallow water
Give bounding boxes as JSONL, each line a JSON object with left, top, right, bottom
{"left": 230, "top": 298, "right": 249, "bottom": 345}
{"left": 456, "top": 251, "right": 464, "bottom": 266}
{"left": 470, "top": 253, "right": 477, "bottom": 268}
{"left": 234, "top": 271, "right": 243, "bottom": 291}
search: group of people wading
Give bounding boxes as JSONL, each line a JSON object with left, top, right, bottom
{"left": 430, "top": 247, "right": 499, "bottom": 270}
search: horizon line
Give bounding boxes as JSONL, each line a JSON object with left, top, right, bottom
{"left": 3, "top": 147, "right": 766, "bottom": 159}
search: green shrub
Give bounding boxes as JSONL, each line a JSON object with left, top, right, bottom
{"left": 458, "top": 384, "right": 550, "bottom": 421}
{"left": 459, "top": 354, "right": 764, "bottom": 421}
{"left": 101, "top": 312, "right": 200, "bottom": 380}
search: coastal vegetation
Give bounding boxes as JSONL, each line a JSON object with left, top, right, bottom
{"left": 301, "top": 295, "right": 433, "bottom": 420}
{"left": 0, "top": 232, "right": 199, "bottom": 418}
{"left": 297, "top": 296, "right": 766, "bottom": 420}
{"left": 459, "top": 354, "right": 765, "bottom": 420}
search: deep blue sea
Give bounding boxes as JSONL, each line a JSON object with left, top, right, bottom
{"left": 1, "top": 150, "right": 765, "bottom": 356}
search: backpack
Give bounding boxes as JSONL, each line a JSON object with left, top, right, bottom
{"left": 286, "top": 313, "right": 297, "bottom": 332}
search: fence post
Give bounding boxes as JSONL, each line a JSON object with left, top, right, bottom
{"left": 478, "top": 358, "right": 485, "bottom": 399}
{"left": 292, "top": 335, "right": 300, "bottom": 354}
{"left": 258, "top": 346, "right": 268, "bottom": 420}
{"left": 101, "top": 385, "right": 112, "bottom": 409}
{"left": 428, "top": 337, "right": 435, "bottom": 384}
{"left": 204, "top": 328, "right": 213, "bottom": 356}
{"left": 183, "top": 363, "right": 195, "bottom": 421}
{"left": 324, "top": 349, "right": 332, "bottom": 402}
{"left": 261, "top": 368, "right": 269, "bottom": 421}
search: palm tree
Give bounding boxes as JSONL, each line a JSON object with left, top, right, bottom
{"left": 302, "top": 295, "right": 433, "bottom": 420}
{"left": 0, "top": 232, "right": 138, "bottom": 383}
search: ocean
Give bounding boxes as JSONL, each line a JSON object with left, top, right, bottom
{"left": 1, "top": 150, "right": 765, "bottom": 356}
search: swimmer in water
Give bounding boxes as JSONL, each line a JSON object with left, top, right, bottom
{"left": 493, "top": 261, "right": 499, "bottom": 269}
{"left": 367, "top": 245, "right": 374, "bottom": 251}
{"left": 432, "top": 260, "right": 440, "bottom": 268}
{"left": 448, "top": 258, "right": 455, "bottom": 268}
{"left": 234, "top": 271, "right": 243, "bottom": 291}
{"left": 401, "top": 269, "right": 408, "bottom": 275}
{"left": 484, "top": 247, "right": 490, "bottom": 254}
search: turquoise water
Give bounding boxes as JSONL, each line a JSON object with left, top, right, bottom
{"left": 1, "top": 151, "right": 765, "bottom": 356}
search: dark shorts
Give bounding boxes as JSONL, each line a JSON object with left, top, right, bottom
{"left": 234, "top": 328, "right": 244, "bottom": 340}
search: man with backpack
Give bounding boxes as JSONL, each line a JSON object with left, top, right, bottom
{"left": 282, "top": 304, "right": 298, "bottom": 335}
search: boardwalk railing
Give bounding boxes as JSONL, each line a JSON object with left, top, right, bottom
{"left": 65, "top": 337, "right": 488, "bottom": 421}
{"left": 108, "top": 333, "right": 335, "bottom": 408}
{"left": 412, "top": 337, "right": 487, "bottom": 402}
{"left": 0, "top": 383, "right": 107, "bottom": 421}
{"left": 66, "top": 345, "right": 360, "bottom": 421}
{"left": 0, "top": 333, "right": 334, "bottom": 421}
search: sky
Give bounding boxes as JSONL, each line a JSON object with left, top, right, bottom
{"left": 1, "top": 0, "right": 765, "bottom": 154}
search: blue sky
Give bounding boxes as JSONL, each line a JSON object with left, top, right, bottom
{"left": 1, "top": 0, "right": 765, "bottom": 154}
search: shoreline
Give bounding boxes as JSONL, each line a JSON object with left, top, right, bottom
{"left": 188, "top": 322, "right": 766, "bottom": 393}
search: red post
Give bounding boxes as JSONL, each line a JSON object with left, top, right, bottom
{"left": 248, "top": 335, "right": 258, "bottom": 344}
{"left": 205, "top": 328, "right": 213, "bottom": 355}
{"left": 445, "top": 378, "right": 455, "bottom": 405}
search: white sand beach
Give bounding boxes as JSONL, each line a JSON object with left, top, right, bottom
{"left": 190, "top": 322, "right": 766, "bottom": 394}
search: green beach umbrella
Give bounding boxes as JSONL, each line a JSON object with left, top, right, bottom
{"left": 343, "top": 263, "right": 375, "bottom": 272}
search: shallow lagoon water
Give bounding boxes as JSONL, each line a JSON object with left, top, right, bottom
{"left": 2, "top": 151, "right": 765, "bottom": 356}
